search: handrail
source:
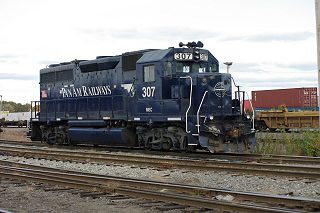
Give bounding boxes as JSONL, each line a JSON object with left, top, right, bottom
{"left": 30, "top": 101, "right": 40, "bottom": 119}
{"left": 196, "top": 91, "right": 208, "bottom": 134}
{"left": 245, "top": 91, "right": 255, "bottom": 131}
{"left": 179, "top": 76, "right": 192, "bottom": 133}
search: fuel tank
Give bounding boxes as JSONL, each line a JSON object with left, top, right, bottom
{"left": 69, "top": 127, "right": 137, "bottom": 146}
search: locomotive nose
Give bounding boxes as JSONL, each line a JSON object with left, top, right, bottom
{"left": 210, "top": 81, "right": 227, "bottom": 98}
{"left": 197, "top": 74, "right": 232, "bottom": 115}
{"left": 200, "top": 75, "right": 226, "bottom": 96}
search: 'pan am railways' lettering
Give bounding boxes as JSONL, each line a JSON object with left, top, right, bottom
{"left": 60, "top": 85, "right": 112, "bottom": 98}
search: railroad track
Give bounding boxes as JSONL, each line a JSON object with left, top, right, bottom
{"left": 0, "top": 159, "right": 319, "bottom": 212}
{"left": 0, "top": 209, "right": 12, "bottom": 213}
{"left": 0, "top": 143, "right": 319, "bottom": 179}
{"left": 212, "top": 152, "right": 320, "bottom": 165}
{"left": 0, "top": 139, "right": 319, "bottom": 165}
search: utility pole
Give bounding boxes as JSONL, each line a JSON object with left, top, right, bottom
{"left": 0, "top": 95, "right": 2, "bottom": 132}
{"left": 315, "top": 0, "right": 320, "bottom": 129}
{"left": 0, "top": 95, "right": 2, "bottom": 113}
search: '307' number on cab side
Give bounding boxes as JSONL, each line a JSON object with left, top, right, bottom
{"left": 142, "top": 86, "right": 155, "bottom": 98}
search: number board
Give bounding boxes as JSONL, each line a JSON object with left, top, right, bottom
{"left": 142, "top": 86, "right": 155, "bottom": 98}
{"left": 200, "top": 53, "right": 208, "bottom": 61}
{"left": 174, "top": 52, "right": 209, "bottom": 61}
{"left": 174, "top": 53, "right": 193, "bottom": 61}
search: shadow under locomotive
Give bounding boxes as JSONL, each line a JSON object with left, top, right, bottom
{"left": 29, "top": 41, "right": 255, "bottom": 153}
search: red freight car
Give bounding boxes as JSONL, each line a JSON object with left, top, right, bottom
{"left": 243, "top": 100, "right": 253, "bottom": 113}
{"left": 252, "top": 88, "right": 318, "bottom": 109}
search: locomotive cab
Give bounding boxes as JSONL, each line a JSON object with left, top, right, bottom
{"left": 133, "top": 42, "right": 255, "bottom": 152}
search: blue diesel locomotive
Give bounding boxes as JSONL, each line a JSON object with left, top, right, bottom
{"left": 29, "top": 41, "right": 255, "bottom": 153}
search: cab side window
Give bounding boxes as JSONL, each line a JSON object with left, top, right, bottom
{"left": 209, "top": 63, "right": 218, "bottom": 72}
{"left": 144, "top": 65, "right": 155, "bottom": 82}
{"left": 164, "top": 62, "right": 172, "bottom": 76}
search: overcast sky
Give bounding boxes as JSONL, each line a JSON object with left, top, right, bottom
{"left": 0, "top": 0, "right": 317, "bottom": 104}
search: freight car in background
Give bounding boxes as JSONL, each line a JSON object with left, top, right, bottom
{"left": 252, "top": 87, "right": 318, "bottom": 109}
{"left": 0, "top": 111, "right": 30, "bottom": 127}
{"left": 243, "top": 88, "right": 319, "bottom": 131}
{"left": 254, "top": 109, "right": 319, "bottom": 131}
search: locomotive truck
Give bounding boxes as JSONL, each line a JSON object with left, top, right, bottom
{"left": 29, "top": 41, "right": 255, "bottom": 153}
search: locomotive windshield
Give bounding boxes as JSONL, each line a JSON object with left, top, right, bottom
{"left": 176, "top": 62, "right": 218, "bottom": 73}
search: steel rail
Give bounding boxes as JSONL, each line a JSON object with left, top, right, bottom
{"left": 0, "top": 145, "right": 320, "bottom": 179}
{"left": 0, "top": 160, "right": 318, "bottom": 212}
{"left": 207, "top": 153, "right": 320, "bottom": 165}
{"left": 0, "top": 144, "right": 319, "bottom": 179}
{"left": 1, "top": 139, "right": 319, "bottom": 165}
{"left": 0, "top": 209, "right": 12, "bottom": 213}
{"left": 0, "top": 169, "right": 294, "bottom": 213}
{"left": 2, "top": 143, "right": 320, "bottom": 173}
{"left": 0, "top": 159, "right": 318, "bottom": 210}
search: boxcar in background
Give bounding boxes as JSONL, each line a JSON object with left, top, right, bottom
{"left": 252, "top": 88, "right": 318, "bottom": 109}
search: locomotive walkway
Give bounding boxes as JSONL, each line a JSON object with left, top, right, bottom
{"left": 0, "top": 159, "right": 319, "bottom": 212}
{"left": 0, "top": 141, "right": 319, "bottom": 179}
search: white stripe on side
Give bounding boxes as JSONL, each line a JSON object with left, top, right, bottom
{"left": 167, "top": 117, "right": 181, "bottom": 121}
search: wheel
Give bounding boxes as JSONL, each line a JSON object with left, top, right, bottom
{"left": 161, "top": 140, "right": 172, "bottom": 151}
{"left": 145, "top": 137, "right": 153, "bottom": 150}
{"left": 46, "top": 133, "right": 56, "bottom": 145}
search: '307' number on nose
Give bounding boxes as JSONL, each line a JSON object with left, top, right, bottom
{"left": 142, "top": 86, "right": 155, "bottom": 98}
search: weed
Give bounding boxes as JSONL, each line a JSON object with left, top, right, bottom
{"left": 254, "top": 130, "right": 320, "bottom": 157}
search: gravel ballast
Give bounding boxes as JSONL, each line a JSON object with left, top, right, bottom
{"left": 0, "top": 155, "right": 319, "bottom": 200}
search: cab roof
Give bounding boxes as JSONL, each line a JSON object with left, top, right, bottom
{"left": 137, "top": 49, "right": 172, "bottom": 64}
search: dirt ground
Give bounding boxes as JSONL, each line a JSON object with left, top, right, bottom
{"left": 0, "top": 178, "right": 169, "bottom": 213}
{"left": 0, "top": 127, "right": 31, "bottom": 142}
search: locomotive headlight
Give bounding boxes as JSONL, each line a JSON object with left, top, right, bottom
{"left": 202, "top": 78, "right": 208, "bottom": 85}
{"left": 194, "top": 50, "right": 200, "bottom": 60}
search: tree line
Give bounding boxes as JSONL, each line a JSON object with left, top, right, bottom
{"left": 0, "top": 101, "right": 31, "bottom": 112}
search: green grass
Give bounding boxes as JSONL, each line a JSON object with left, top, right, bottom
{"left": 298, "top": 131, "right": 320, "bottom": 156}
{"left": 254, "top": 130, "right": 320, "bottom": 157}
